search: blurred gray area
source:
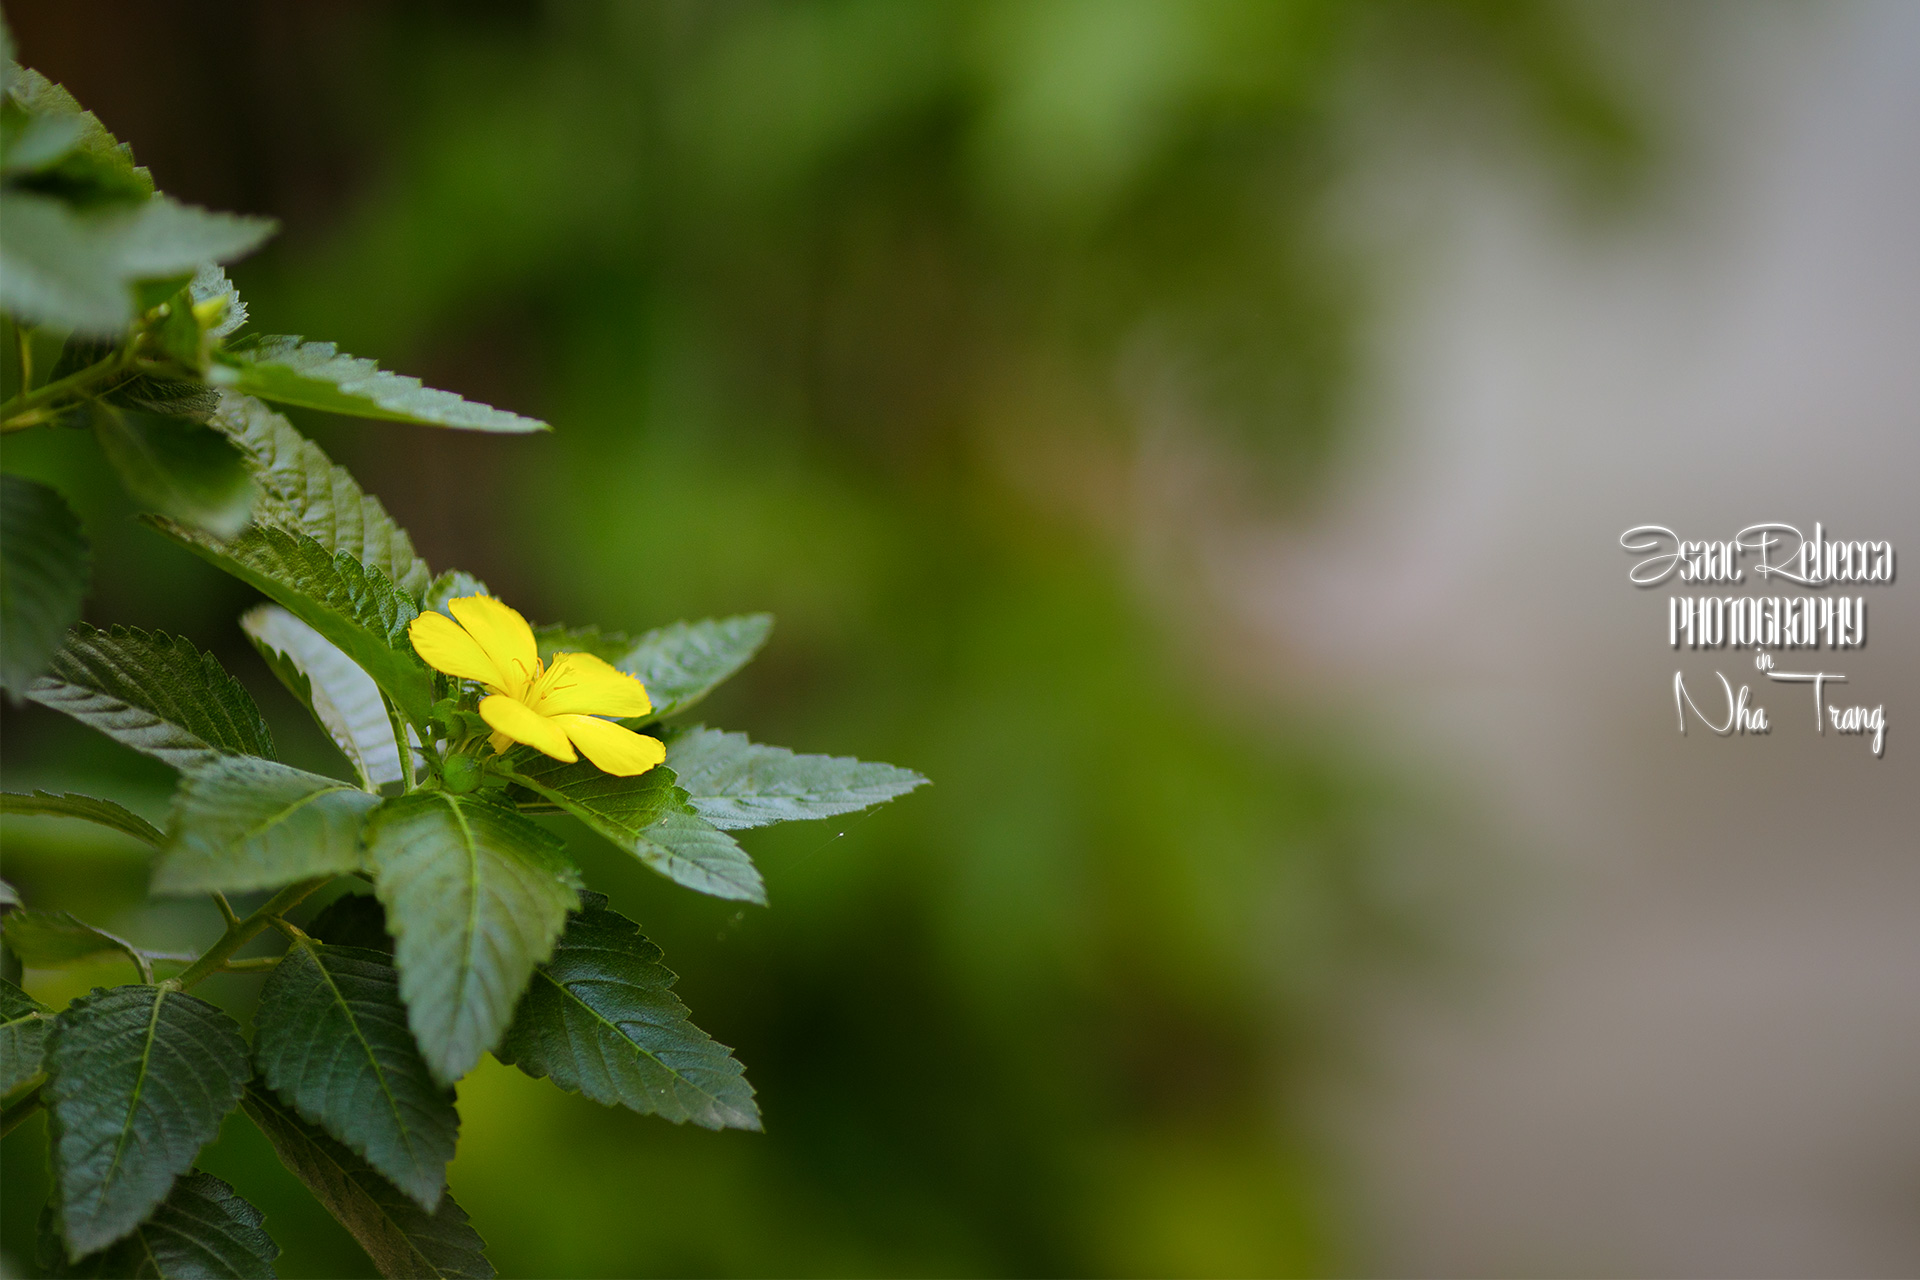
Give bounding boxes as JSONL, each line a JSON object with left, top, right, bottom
{"left": 1228, "top": 3, "right": 1920, "bottom": 1273}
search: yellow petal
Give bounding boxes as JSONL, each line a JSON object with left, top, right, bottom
{"left": 409, "top": 611, "right": 508, "bottom": 688}
{"left": 449, "top": 595, "right": 541, "bottom": 697}
{"left": 531, "top": 651, "right": 653, "bottom": 718}
{"left": 554, "top": 715, "right": 665, "bottom": 776}
{"left": 479, "top": 694, "right": 576, "bottom": 763}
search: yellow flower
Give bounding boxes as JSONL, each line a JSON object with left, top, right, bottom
{"left": 407, "top": 595, "right": 666, "bottom": 777}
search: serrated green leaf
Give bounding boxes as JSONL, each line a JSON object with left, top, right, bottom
{"left": 423, "top": 570, "right": 489, "bottom": 617}
{"left": 0, "top": 791, "right": 164, "bottom": 846}
{"left": 2, "top": 66, "right": 153, "bottom": 203}
{"left": 91, "top": 403, "right": 255, "bottom": 537}
{"left": 530, "top": 623, "right": 630, "bottom": 665}
{"left": 155, "top": 756, "right": 381, "bottom": 895}
{"left": 25, "top": 624, "right": 275, "bottom": 769}
{"left": 243, "top": 604, "right": 407, "bottom": 791}
{"left": 617, "top": 615, "right": 772, "bottom": 720}
{"left": 2, "top": 910, "right": 137, "bottom": 971}
{"left": 366, "top": 792, "right": 580, "bottom": 1085}
{"left": 150, "top": 521, "right": 438, "bottom": 729}
{"left": 39, "top": 1169, "right": 279, "bottom": 1279}
{"left": 0, "top": 192, "right": 129, "bottom": 332}
{"left": 305, "top": 892, "right": 393, "bottom": 953}
{"left": 502, "top": 754, "right": 765, "bottom": 904}
{"left": 255, "top": 938, "right": 457, "bottom": 1212}
{"left": 206, "top": 396, "right": 432, "bottom": 598}
{"left": 115, "top": 196, "right": 275, "bottom": 280}
{"left": 1, "top": 975, "right": 51, "bottom": 1096}
{"left": 45, "top": 985, "right": 251, "bottom": 1257}
{"left": 0, "top": 474, "right": 90, "bottom": 697}
{"left": 190, "top": 264, "right": 246, "bottom": 338}
{"left": 0, "top": 192, "right": 273, "bottom": 336}
{"left": 213, "top": 336, "right": 546, "bottom": 434}
{"left": 242, "top": 1086, "right": 493, "bottom": 1280}
{"left": 497, "top": 894, "right": 759, "bottom": 1130}
{"left": 665, "top": 727, "right": 926, "bottom": 830}
{"left": 3, "top": 113, "right": 85, "bottom": 175}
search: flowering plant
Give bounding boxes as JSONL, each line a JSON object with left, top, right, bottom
{"left": 0, "top": 42, "right": 921, "bottom": 1278}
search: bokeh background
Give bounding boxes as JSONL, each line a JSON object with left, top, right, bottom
{"left": 3, "top": 2, "right": 1916, "bottom": 1276}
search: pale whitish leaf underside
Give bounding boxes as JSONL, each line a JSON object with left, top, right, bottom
{"left": 243, "top": 604, "right": 407, "bottom": 790}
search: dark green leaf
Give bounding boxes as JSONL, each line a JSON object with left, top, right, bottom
{"left": 0, "top": 474, "right": 90, "bottom": 697}
{"left": 91, "top": 404, "right": 255, "bottom": 537}
{"left": 665, "top": 727, "right": 926, "bottom": 830}
{"left": 205, "top": 396, "right": 432, "bottom": 599}
{"left": 255, "top": 938, "right": 457, "bottom": 1211}
{"left": 616, "top": 615, "right": 772, "bottom": 720}
{"left": 503, "top": 754, "right": 765, "bottom": 904}
{"left": 243, "top": 604, "right": 408, "bottom": 791}
{"left": 150, "top": 521, "right": 437, "bottom": 728}
{"left": 242, "top": 1086, "right": 493, "bottom": 1279}
{"left": 213, "top": 336, "right": 546, "bottom": 434}
{"left": 45, "top": 985, "right": 251, "bottom": 1257}
{"left": 2, "top": 910, "right": 136, "bottom": 970}
{"left": 497, "top": 894, "right": 759, "bottom": 1130}
{"left": 25, "top": 624, "right": 275, "bottom": 769}
{"left": 0, "top": 975, "right": 51, "bottom": 1096}
{"left": 0, "top": 790, "right": 162, "bottom": 846}
{"left": 366, "top": 792, "right": 580, "bottom": 1085}
{"left": 39, "top": 1169, "right": 279, "bottom": 1279}
{"left": 156, "top": 756, "right": 381, "bottom": 895}
{"left": 305, "top": 893, "right": 393, "bottom": 953}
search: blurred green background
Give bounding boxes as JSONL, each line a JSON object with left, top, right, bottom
{"left": 0, "top": 3, "right": 1641, "bottom": 1275}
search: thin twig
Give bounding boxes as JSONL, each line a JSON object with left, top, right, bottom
{"left": 0, "top": 348, "right": 131, "bottom": 430}
{"left": 1, "top": 1083, "right": 44, "bottom": 1138}
{"left": 169, "top": 878, "right": 329, "bottom": 991}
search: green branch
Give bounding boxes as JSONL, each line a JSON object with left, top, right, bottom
{"left": 169, "top": 878, "right": 330, "bottom": 991}
{"left": 0, "top": 347, "right": 132, "bottom": 431}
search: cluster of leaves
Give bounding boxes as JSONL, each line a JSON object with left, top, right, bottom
{"left": 0, "top": 37, "right": 923, "bottom": 1280}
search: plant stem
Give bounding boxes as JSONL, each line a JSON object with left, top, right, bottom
{"left": 1, "top": 1084, "right": 43, "bottom": 1138}
{"left": 211, "top": 892, "right": 241, "bottom": 929}
{"left": 170, "top": 878, "right": 328, "bottom": 991}
{"left": 214, "top": 956, "right": 281, "bottom": 974}
{"left": 0, "top": 348, "right": 131, "bottom": 431}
